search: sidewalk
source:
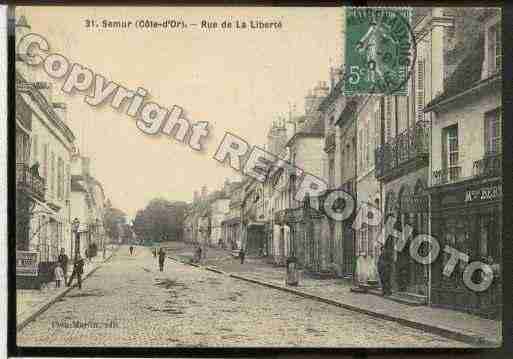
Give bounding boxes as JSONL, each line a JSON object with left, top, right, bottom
{"left": 168, "top": 242, "right": 501, "bottom": 347}
{"left": 16, "top": 246, "right": 119, "bottom": 331}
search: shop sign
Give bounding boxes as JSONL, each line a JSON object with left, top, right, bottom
{"left": 16, "top": 250, "right": 39, "bottom": 276}
{"left": 465, "top": 183, "right": 502, "bottom": 203}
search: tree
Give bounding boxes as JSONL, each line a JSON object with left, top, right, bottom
{"left": 132, "top": 198, "right": 187, "bottom": 242}
{"left": 103, "top": 199, "right": 127, "bottom": 242}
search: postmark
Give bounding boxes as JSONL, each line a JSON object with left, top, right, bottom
{"left": 344, "top": 7, "right": 416, "bottom": 96}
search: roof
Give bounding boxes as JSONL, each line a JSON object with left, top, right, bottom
{"left": 425, "top": 35, "right": 486, "bottom": 110}
{"left": 286, "top": 114, "right": 324, "bottom": 147}
{"left": 318, "top": 76, "right": 344, "bottom": 112}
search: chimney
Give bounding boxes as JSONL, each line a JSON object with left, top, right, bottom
{"left": 82, "top": 156, "right": 90, "bottom": 177}
{"left": 52, "top": 102, "right": 67, "bottom": 123}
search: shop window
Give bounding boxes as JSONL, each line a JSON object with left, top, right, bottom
{"left": 484, "top": 108, "right": 502, "bottom": 155}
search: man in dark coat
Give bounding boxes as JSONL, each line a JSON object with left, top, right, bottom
{"left": 67, "top": 255, "right": 85, "bottom": 289}
{"left": 239, "top": 247, "right": 245, "bottom": 265}
{"left": 57, "top": 248, "right": 69, "bottom": 282}
{"left": 378, "top": 240, "right": 392, "bottom": 296}
{"left": 158, "top": 248, "right": 166, "bottom": 272}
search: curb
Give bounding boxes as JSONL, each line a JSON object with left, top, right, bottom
{"left": 169, "top": 256, "right": 498, "bottom": 347}
{"left": 17, "top": 249, "right": 117, "bottom": 332}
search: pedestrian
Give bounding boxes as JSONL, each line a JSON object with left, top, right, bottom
{"left": 54, "top": 262, "right": 64, "bottom": 288}
{"left": 67, "top": 255, "right": 85, "bottom": 289}
{"left": 377, "top": 241, "right": 391, "bottom": 296}
{"left": 239, "top": 247, "right": 245, "bottom": 265}
{"left": 129, "top": 246, "right": 133, "bottom": 256}
{"left": 57, "top": 248, "right": 69, "bottom": 283}
{"left": 103, "top": 245, "right": 107, "bottom": 260}
{"left": 153, "top": 248, "right": 157, "bottom": 258}
{"left": 196, "top": 245, "right": 202, "bottom": 263}
{"left": 158, "top": 248, "right": 166, "bottom": 272}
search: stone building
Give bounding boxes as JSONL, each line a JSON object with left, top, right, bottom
{"left": 70, "top": 154, "right": 107, "bottom": 258}
{"left": 15, "top": 15, "right": 76, "bottom": 287}
{"left": 424, "top": 9, "right": 501, "bottom": 317}
{"left": 221, "top": 182, "right": 244, "bottom": 251}
{"left": 319, "top": 71, "right": 358, "bottom": 279}
{"left": 372, "top": 8, "right": 453, "bottom": 304}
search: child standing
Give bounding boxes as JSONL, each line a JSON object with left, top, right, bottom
{"left": 54, "top": 262, "right": 65, "bottom": 288}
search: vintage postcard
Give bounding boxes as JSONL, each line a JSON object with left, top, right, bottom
{"left": 13, "top": 5, "right": 502, "bottom": 350}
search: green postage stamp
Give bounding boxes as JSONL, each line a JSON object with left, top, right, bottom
{"left": 344, "top": 7, "right": 415, "bottom": 96}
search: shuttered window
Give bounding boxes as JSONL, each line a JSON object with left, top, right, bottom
{"left": 416, "top": 59, "right": 425, "bottom": 122}
{"left": 386, "top": 96, "right": 392, "bottom": 142}
{"left": 484, "top": 108, "right": 502, "bottom": 155}
{"left": 43, "top": 144, "right": 49, "bottom": 179}
{"left": 32, "top": 135, "right": 38, "bottom": 164}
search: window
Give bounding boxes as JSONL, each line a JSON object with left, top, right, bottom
{"left": 386, "top": 96, "right": 392, "bottom": 141}
{"left": 50, "top": 152, "right": 55, "bottom": 198}
{"left": 57, "top": 157, "right": 64, "bottom": 200}
{"left": 42, "top": 144, "right": 49, "bottom": 178}
{"left": 32, "top": 135, "right": 38, "bottom": 164}
{"left": 66, "top": 164, "right": 70, "bottom": 199}
{"left": 416, "top": 59, "right": 425, "bottom": 122}
{"left": 366, "top": 121, "right": 371, "bottom": 168}
{"left": 488, "top": 22, "right": 501, "bottom": 74}
{"left": 484, "top": 108, "right": 502, "bottom": 154}
{"left": 443, "top": 125, "right": 459, "bottom": 181}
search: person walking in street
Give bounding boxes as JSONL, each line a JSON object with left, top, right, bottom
{"left": 67, "top": 255, "right": 85, "bottom": 289}
{"left": 158, "top": 248, "right": 166, "bottom": 272}
{"left": 129, "top": 246, "right": 134, "bottom": 256}
{"left": 239, "top": 247, "right": 245, "bottom": 265}
{"left": 153, "top": 247, "right": 157, "bottom": 258}
{"left": 57, "top": 248, "right": 69, "bottom": 283}
{"left": 54, "top": 262, "right": 64, "bottom": 288}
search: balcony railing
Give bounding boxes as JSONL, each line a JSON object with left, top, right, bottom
{"left": 324, "top": 131, "right": 336, "bottom": 153}
{"left": 16, "top": 163, "right": 45, "bottom": 201}
{"left": 432, "top": 166, "right": 462, "bottom": 186}
{"left": 375, "top": 120, "right": 429, "bottom": 179}
{"left": 473, "top": 152, "right": 502, "bottom": 178}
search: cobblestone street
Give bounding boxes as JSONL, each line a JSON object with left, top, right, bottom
{"left": 17, "top": 246, "right": 468, "bottom": 347}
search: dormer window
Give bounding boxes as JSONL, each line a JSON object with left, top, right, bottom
{"left": 488, "top": 22, "right": 501, "bottom": 75}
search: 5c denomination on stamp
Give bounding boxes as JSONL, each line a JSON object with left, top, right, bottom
{"left": 344, "top": 7, "right": 416, "bottom": 96}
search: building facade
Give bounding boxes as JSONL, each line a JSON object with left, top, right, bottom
{"left": 424, "top": 9, "right": 501, "bottom": 317}
{"left": 16, "top": 15, "right": 76, "bottom": 284}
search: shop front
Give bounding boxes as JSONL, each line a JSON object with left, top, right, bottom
{"left": 430, "top": 177, "right": 502, "bottom": 318}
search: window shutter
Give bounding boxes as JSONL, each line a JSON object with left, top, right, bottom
{"left": 416, "top": 59, "right": 425, "bottom": 122}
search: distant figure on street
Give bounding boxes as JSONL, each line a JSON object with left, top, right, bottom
{"left": 54, "top": 262, "right": 64, "bottom": 288}
{"left": 129, "top": 246, "right": 134, "bottom": 256}
{"left": 57, "top": 248, "right": 69, "bottom": 282}
{"left": 153, "top": 248, "right": 157, "bottom": 258}
{"left": 378, "top": 241, "right": 392, "bottom": 296}
{"left": 195, "top": 245, "right": 202, "bottom": 263}
{"left": 158, "top": 248, "right": 166, "bottom": 272}
{"left": 239, "top": 248, "right": 245, "bottom": 264}
{"left": 85, "top": 248, "right": 92, "bottom": 263}
{"left": 103, "top": 245, "right": 107, "bottom": 260}
{"left": 68, "top": 255, "right": 85, "bottom": 289}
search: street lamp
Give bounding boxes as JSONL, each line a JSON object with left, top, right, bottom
{"left": 72, "top": 218, "right": 80, "bottom": 260}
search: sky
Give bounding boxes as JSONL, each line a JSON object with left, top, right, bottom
{"left": 18, "top": 6, "right": 343, "bottom": 219}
